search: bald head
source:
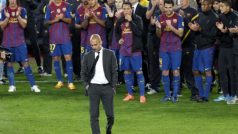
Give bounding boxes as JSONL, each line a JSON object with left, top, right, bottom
{"left": 90, "top": 34, "right": 102, "bottom": 52}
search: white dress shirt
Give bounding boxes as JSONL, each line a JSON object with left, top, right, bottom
{"left": 90, "top": 48, "right": 109, "bottom": 84}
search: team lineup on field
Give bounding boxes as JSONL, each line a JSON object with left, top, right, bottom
{"left": 0, "top": 0, "right": 238, "bottom": 133}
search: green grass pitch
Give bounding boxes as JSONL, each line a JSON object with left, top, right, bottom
{"left": 0, "top": 63, "right": 238, "bottom": 134}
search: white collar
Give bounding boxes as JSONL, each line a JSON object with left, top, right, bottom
{"left": 95, "top": 47, "right": 103, "bottom": 55}
{"left": 133, "top": 2, "right": 139, "bottom": 12}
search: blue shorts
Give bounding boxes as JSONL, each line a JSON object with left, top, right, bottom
{"left": 119, "top": 55, "right": 142, "bottom": 71}
{"left": 193, "top": 47, "right": 214, "bottom": 72}
{"left": 81, "top": 45, "right": 92, "bottom": 59}
{"left": 159, "top": 51, "right": 181, "bottom": 71}
{"left": 7, "top": 44, "right": 28, "bottom": 62}
{"left": 50, "top": 43, "right": 72, "bottom": 56}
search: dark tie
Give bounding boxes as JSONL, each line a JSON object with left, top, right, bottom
{"left": 89, "top": 52, "right": 100, "bottom": 80}
{"left": 93, "top": 52, "right": 100, "bottom": 72}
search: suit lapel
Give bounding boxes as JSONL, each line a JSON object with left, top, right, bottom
{"left": 135, "top": 4, "right": 140, "bottom": 15}
{"left": 103, "top": 49, "right": 106, "bottom": 73}
{"left": 89, "top": 51, "right": 95, "bottom": 69}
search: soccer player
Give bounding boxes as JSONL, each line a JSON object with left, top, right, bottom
{"left": 45, "top": 0, "right": 76, "bottom": 90}
{"left": 105, "top": 0, "right": 123, "bottom": 57}
{"left": 156, "top": 0, "right": 184, "bottom": 102}
{"left": 66, "top": 0, "right": 81, "bottom": 80}
{"left": 105, "top": 0, "right": 124, "bottom": 84}
{"left": 75, "top": 0, "right": 89, "bottom": 58}
{"left": 176, "top": 0, "right": 199, "bottom": 101}
{"left": 189, "top": 0, "right": 218, "bottom": 102}
{"left": 76, "top": 0, "right": 107, "bottom": 58}
{"left": 20, "top": 0, "right": 44, "bottom": 75}
{"left": 212, "top": 0, "right": 222, "bottom": 96}
{"left": 0, "top": 49, "right": 6, "bottom": 84}
{"left": 145, "top": 0, "right": 165, "bottom": 95}
{"left": 115, "top": 2, "right": 146, "bottom": 103}
{"left": 216, "top": 0, "right": 238, "bottom": 104}
{"left": 229, "top": 15, "right": 238, "bottom": 104}
{"left": 0, "top": 0, "right": 40, "bottom": 92}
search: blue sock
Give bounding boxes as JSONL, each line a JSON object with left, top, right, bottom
{"left": 124, "top": 73, "right": 133, "bottom": 95}
{"left": 204, "top": 76, "right": 213, "bottom": 99}
{"left": 0, "top": 62, "right": 3, "bottom": 80}
{"left": 136, "top": 73, "right": 145, "bottom": 96}
{"left": 54, "top": 61, "right": 62, "bottom": 81}
{"left": 131, "top": 72, "right": 134, "bottom": 89}
{"left": 66, "top": 61, "right": 73, "bottom": 83}
{"left": 162, "top": 75, "right": 170, "bottom": 97}
{"left": 24, "top": 66, "right": 35, "bottom": 86}
{"left": 7, "top": 66, "right": 15, "bottom": 86}
{"left": 194, "top": 76, "right": 204, "bottom": 97}
{"left": 172, "top": 75, "right": 180, "bottom": 97}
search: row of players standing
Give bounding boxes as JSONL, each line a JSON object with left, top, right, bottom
{"left": 70, "top": 0, "right": 238, "bottom": 103}
{"left": 1, "top": 0, "right": 238, "bottom": 104}
{"left": 101, "top": 0, "right": 238, "bottom": 103}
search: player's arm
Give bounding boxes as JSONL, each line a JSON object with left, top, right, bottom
{"left": 75, "top": 22, "right": 82, "bottom": 29}
{"left": 79, "top": 8, "right": 91, "bottom": 29}
{"left": 61, "top": 5, "right": 72, "bottom": 24}
{"left": 146, "top": 2, "right": 156, "bottom": 19}
{"left": 61, "top": 16, "right": 72, "bottom": 24}
{"left": 75, "top": 11, "right": 81, "bottom": 28}
{"left": 170, "top": 26, "right": 183, "bottom": 37}
{"left": 45, "top": 18, "right": 59, "bottom": 25}
{"left": 80, "top": 15, "right": 90, "bottom": 29}
{"left": 172, "top": 16, "right": 184, "bottom": 37}
{"left": 44, "top": 6, "right": 59, "bottom": 26}
{"left": 0, "top": 17, "right": 9, "bottom": 30}
{"left": 155, "top": 16, "right": 161, "bottom": 37}
{"left": 18, "top": 16, "right": 27, "bottom": 28}
{"left": 92, "top": 14, "right": 105, "bottom": 27}
{"left": 156, "top": 27, "right": 161, "bottom": 37}
{"left": 75, "top": 6, "right": 83, "bottom": 29}
{"left": 130, "top": 16, "right": 143, "bottom": 37}
{"left": 17, "top": 8, "right": 27, "bottom": 29}
{"left": 91, "top": 7, "right": 106, "bottom": 27}
{"left": 0, "top": 10, "right": 10, "bottom": 30}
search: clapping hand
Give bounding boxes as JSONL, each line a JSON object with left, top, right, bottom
{"left": 216, "top": 21, "right": 228, "bottom": 33}
{"left": 155, "top": 20, "right": 161, "bottom": 28}
{"left": 216, "top": 21, "right": 224, "bottom": 30}
{"left": 166, "top": 20, "right": 172, "bottom": 28}
{"left": 125, "top": 14, "right": 132, "bottom": 22}
{"left": 229, "top": 26, "right": 238, "bottom": 33}
{"left": 119, "top": 38, "right": 124, "bottom": 45}
{"left": 115, "top": 9, "right": 123, "bottom": 18}
{"left": 104, "top": 3, "right": 114, "bottom": 18}
{"left": 150, "top": 16, "right": 157, "bottom": 25}
{"left": 16, "top": 7, "right": 20, "bottom": 17}
{"left": 4, "top": 10, "right": 10, "bottom": 19}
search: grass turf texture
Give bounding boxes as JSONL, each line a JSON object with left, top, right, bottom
{"left": 0, "top": 62, "right": 238, "bottom": 134}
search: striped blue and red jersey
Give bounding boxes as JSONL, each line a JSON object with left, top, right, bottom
{"left": 75, "top": 4, "right": 88, "bottom": 47}
{"left": 109, "top": 16, "right": 120, "bottom": 50}
{"left": 120, "top": 21, "right": 141, "bottom": 56}
{"left": 158, "top": 12, "right": 184, "bottom": 52}
{"left": 0, "top": 6, "right": 27, "bottom": 48}
{"left": 85, "top": 6, "right": 107, "bottom": 47}
{"left": 45, "top": 1, "right": 72, "bottom": 45}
